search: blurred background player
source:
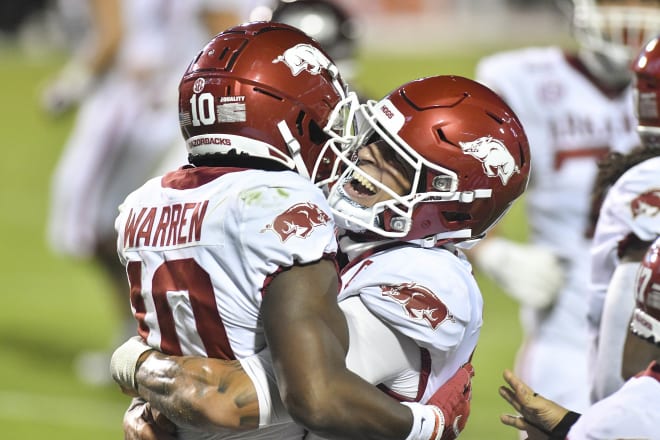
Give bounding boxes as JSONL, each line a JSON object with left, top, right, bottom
{"left": 498, "top": 236, "right": 660, "bottom": 440}
{"left": 587, "top": 33, "right": 660, "bottom": 401}
{"left": 257, "top": 0, "right": 360, "bottom": 84}
{"left": 470, "top": 0, "right": 660, "bottom": 413}
{"left": 42, "top": 0, "right": 248, "bottom": 385}
{"left": 112, "top": 74, "right": 531, "bottom": 440}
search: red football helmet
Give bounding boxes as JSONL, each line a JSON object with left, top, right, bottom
{"left": 631, "top": 236, "right": 660, "bottom": 346}
{"left": 178, "top": 21, "right": 357, "bottom": 180}
{"left": 633, "top": 34, "right": 660, "bottom": 145}
{"left": 320, "top": 75, "right": 530, "bottom": 244}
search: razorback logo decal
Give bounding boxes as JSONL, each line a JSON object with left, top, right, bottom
{"left": 381, "top": 282, "right": 454, "bottom": 330}
{"left": 273, "top": 43, "right": 333, "bottom": 76}
{"left": 631, "top": 189, "right": 660, "bottom": 218}
{"left": 459, "top": 136, "right": 519, "bottom": 185}
{"left": 262, "top": 202, "right": 332, "bottom": 242}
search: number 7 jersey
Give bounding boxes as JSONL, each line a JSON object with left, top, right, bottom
{"left": 115, "top": 165, "right": 338, "bottom": 360}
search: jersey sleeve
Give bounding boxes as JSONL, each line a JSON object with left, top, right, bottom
{"left": 567, "top": 376, "right": 660, "bottom": 439}
{"left": 600, "top": 157, "right": 660, "bottom": 249}
{"left": 235, "top": 173, "right": 338, "bottom": 284}
{"left": 340, "top": 296, "right": 420, "bottom": 386}
{"left": 355, "top": 248, "right": 480, "bottom": 353}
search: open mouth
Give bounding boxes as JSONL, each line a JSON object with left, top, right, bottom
{"left": 349, "top": 171, "right": 377, "bottom": 196}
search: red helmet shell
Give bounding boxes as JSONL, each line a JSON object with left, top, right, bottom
{"left": 380, "top": 75, "right": 530, "bottom": 241}
{"left": 634, "top": 35, "right": 660, "bottom": 142}
{"left": 178, "top": 21, "right": 346, "bottom": 177}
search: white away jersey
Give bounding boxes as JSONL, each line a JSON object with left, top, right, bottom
{"left": 337, "top": 244, "right": 483, "bottom": 403}
{"left": 115, "top": 166, "right": 338, "bottom": 360}
{"left": 476, "top": 46, "right": 639, "bottom": 258}
{"left": 587, "top": 156, "right": 660, "bottom": 401}
{"left": 476, "top": 46, "right": 640, "bottom": 411}
{"left": 589, "top": 156, "right": 660, "bottom": 329}
{"left": 567, "top": 362, "right": 660, "bottom": 440}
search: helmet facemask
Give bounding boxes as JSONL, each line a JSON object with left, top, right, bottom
{"left": 322, "top": 99, "right": 464, "bottom": 239}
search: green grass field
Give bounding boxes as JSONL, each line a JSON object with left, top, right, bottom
{"left": 0, "top": 43, "right": 528, "bottom": 439}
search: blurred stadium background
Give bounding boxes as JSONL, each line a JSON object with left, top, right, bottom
{"left": 0, "top": 1, "right": 574, "bottom": 438}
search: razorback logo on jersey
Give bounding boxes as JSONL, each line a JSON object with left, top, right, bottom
{"left": 273, "top": 43, "right": 334, "bottom": 76}
{"left": 459, "top": 136, "right": 519, "bottom": 185}
{"left": 381, "top": 282, "right": 454, "bottom": 330}
{"left": 262, "top": 202, "right": 332, "bottom": 242}
{"left": 631, "top": 189, "right": 660, "bottom": 218}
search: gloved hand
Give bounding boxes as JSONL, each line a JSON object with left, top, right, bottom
{"left": 428, "top": 362, "right": 474, "bottom": 440}
{"left": 402, "top": 363, "right": 474, "bottom": 440}
{"left": 473, "top": 237, "right": 564, "bottom": 309}
{"left": 41, "top": 61, "right": 95, "bottom": 116}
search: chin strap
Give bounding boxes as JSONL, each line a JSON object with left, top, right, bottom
{"left": 277, "top": 120, "right": 310, "bottom": 180}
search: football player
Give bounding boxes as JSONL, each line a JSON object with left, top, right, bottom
{"left": 587, "top": 33, "right": 660, "bottom": 401}
{"left": 43, "top": 0, "right": 247, "bottom": 385}
{"left": 265, "top": 0, "right": 359, "bottom": 82}
{"left": 470, "top": 0, "right": 660, "bottom": 411}
{"left": 110, "top": 23, "right": 480, "bottom": 440}
{"left": 111, "top": 74, "right": 531, "bottom": 440}
{"left": 498, "top": 236, "right": 660, "bottom": 439}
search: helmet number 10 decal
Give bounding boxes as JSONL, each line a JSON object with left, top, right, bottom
{"left": 190, "top": 93, "right": 216, "bottom": 127}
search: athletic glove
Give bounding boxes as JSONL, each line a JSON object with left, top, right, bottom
{"left": 41, "top": 61, "right": 95, "bottom": 116}
{"left": 403, "top": 362, "right": 475, "bottom": 440}
{"left": 473, "top": 237, "right": 564, "bottom": 309}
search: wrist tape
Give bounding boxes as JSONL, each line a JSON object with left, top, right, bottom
{"left": 402, "top": 402, "right": 445, "bottom": 440}
{"left": 109, "top": 336, "right": 153, "bottom": 391}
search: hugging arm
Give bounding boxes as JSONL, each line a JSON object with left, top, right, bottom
{"left": 113, "top": 258, "right": 470, "bottom": 439}
{"left": 262, "top": 259, "right": 417, "bottom": 440}
{"left": 113, "top": 344, "right": 260, "bottom": 432}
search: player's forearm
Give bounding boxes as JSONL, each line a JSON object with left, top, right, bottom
{"left": 305, "top": 369, "right": 414, "bottom": 440}
{"left": 264, "top": 303, "right": 411, "bottom": 437}
{"left": 263, "top": 262, "right": 439, "bottom": 439}
{"left": 135, "top": 353, "right": 260, "bottom": 431}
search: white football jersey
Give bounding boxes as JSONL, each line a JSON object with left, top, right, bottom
{"left": 567, "top": 362, "right": 660, "bottom": 440}
{"left": 476, "top": 46, "right": 638, "bottom": 267}
{"left": 337, "top": 243, "right": 483, "bottom": 403}
{"left": 116, "top": 166, "right": 337, "bottom": 358}
{"left": 48, "top": 0, "right": 247, "bottom": 258}
{"left": 589, "top": 156, "right": 660, "bottom": 329}
{"left": 476, "top": 46, "right": 639, "bottom": 411}
{"left": 588, "top": 156, "right": 660, "bottom": 400}
{"left": 116, "top": 166, "right": 337, "bottom": 439}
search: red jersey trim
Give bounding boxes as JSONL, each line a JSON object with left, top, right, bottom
{"left": 161, "top": 166, "right": 249, "bottom": 190}
{"left": 376, "top": 347, "right": 432, "bottom": 402}
{"left": 261, "top": 253, "right": 340, "bottom": 298}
